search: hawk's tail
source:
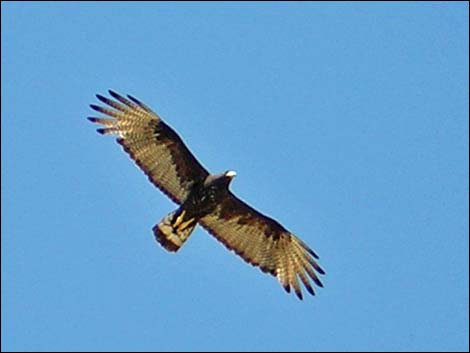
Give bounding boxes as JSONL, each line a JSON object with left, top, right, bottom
{"left": 153, "top": 209, "right": 197, "bottom": 252}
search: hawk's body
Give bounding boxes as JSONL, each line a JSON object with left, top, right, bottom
{"left": 89, "top": 90, "right": 325, "bottom": 300}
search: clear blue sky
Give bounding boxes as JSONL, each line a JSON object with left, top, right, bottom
{"left": 2, "top": 2, "right": 468, "bottom": 352}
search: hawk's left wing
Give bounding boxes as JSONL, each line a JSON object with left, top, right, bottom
{"left": 199, "top": 192, "right": 325, "bottom": 300}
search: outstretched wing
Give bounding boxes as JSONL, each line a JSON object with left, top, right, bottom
{"left": 199, "top": 192, "right": 325, "bottom": 300}
{"left": 89, "top": 90, "right": 209, "bottom": 204}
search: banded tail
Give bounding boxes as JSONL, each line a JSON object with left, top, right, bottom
{"left": 153, "top": 209, "right": 197, "bottom": 252}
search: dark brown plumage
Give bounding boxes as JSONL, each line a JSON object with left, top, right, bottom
{"left": 89, "top": 90, "right": 325, "bottom": 300}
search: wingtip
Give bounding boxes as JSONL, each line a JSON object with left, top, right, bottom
{"left": 108, "top": 89, "right": 121, "bottom": 99}
{"left": 89, "top": 104, "right": 102, "bottom": 112}
{"left": 299, "top": 240, "right": 320, "bottom": 259}
{"left": 305, "top": 285, "right": 315, "bottom": 296}
{"left": 95, "top": 93, "right": 106, "bottom": 101}
{"left": 308, "top": 247, "right": 320, "bottom": 260}
{"left": 127, "top": 94, "right": 141, "bottom": 105}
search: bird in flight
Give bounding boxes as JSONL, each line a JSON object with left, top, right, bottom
{"left": 88, "top": 90, "right": 325, "bottom": 300}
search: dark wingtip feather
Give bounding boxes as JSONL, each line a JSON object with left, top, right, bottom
{"left": 307, "top": 247, "right": 320, "bottom": 259}
{"left": 316, "top": 265, "right": 326, "bottom": 275}
{"left": 295, "top": 290, "right": 304, "bottom": 300}
{"left": 88, "top": 117, "right": 98, "bottom": 123}
{"left": 96, "top": 93, "right": 106, "bottom": 102}
{"left": 283, "top": 283, "right": 291, "bottom": 293}
{"left": 90, "top": 104, "right": 104, "bottom": 113}
{"left": 298, "top": 240, "right": 320, "bottom": 259}
{"left": 96, "top": 128, "right": 107, "bottom": 135}
{"left": 305, "top": 284, "right": 315, "bottom": 296}
{"left": 312, "top": 276, "right": 324, "bottom": 288}
{"left": 127, "top": 94, "right": 143, "bottom": 106}
{"left": 108, "top": 89, "right": 122, "bottom": 100}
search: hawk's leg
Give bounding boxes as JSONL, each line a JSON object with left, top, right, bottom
{"left": 153, "top": 208, "right": 198, "bottom": 252}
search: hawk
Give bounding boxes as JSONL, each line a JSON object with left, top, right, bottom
{"left": 88, "top": 90, "right": 325, "bottom": 300}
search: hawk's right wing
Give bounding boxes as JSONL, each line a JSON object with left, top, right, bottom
{"left": 88, "top": 90, "right": 209, "bottom": 204}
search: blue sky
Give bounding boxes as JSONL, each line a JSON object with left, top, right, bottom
{"left": 2, "top": 2, "right": 468, "bottom": 352}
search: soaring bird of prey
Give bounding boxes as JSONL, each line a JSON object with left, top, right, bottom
{"left": 88, "top": 90, "right": 325, "bottom": 300}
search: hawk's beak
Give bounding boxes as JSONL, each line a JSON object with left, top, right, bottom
{"left": 226, "top": 170, "right": 237, "bottom": 178}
